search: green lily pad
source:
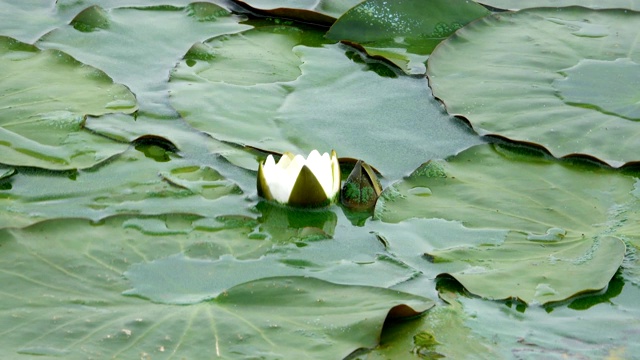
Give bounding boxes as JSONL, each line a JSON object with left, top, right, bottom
{"left": 326, "top": 0, "right": 490, "bottom": 74}
{"left": 358, "top": 299, "right": 497, "bottom": 359}
{"left": 0, "top": 147, "right": 243, "bottom": 228}
{"left": 232, "top": 0, "right": 362, "bottom": 24}
{"left": 170, "top": 26, "right": 482, "bottom": 178}
{"left": 375, "top": 144, "right": 636, "bottom": 304}
{"left": 1, "top": 0, "right": 212, "bottom": 44}
{"left": 83, "top": 113, "right": 264, "bottom": 172}
{"left": 125, "top": 242, "right": 419, "bottom": 305}
{"left": 554, "top": 58, "right": 640, "bottom": 121}
{"left": 38, "top": 3, "right": 250, "bottom": 118}
{"left": 476, "top": 0, "right": 640, "bottom": 11}
{"left": 0, "top": 0, "right": 64, "bottom": 43}
{"left": 431, "top": 234, "right": 625, "bottom": 304}
{"left": 0, "top": 215, "right": 433, "bottom": 358}
{"left": 450, "top": 278, "right": 640, "bottom": 358}
{"left": 427, "top": 7, "right": 640, "bottom": 167}
{"left": 0, "top": 36, "right": 136, "bottom": 170}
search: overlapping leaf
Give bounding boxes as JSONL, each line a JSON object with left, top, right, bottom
{"left": 232, "top": 0, "right": 362, "bottom": 24}
{"left": 2, "top": 0, "right": 640, "bottom": 358}
{"left": 327, "top": 0, "right": 490, "bottom": 74}
{"left": 169, "top": 25, "right": 482, "bottom": 178}
{"left": 0, "top": 36, "right": 136, "bottom": 170}
{"left": 357, "top": 292, "right": 497, "bottom": 359}
{"left": 37, "top": 3, "right": 250, "bottom": 118}
{"left": 427, "top": 7, "right": 640, "bottom": 167}
{"left": 477, "top": 0, "right": 640, "bottom": 11}
{"left": 0, "top": 215, "right": 433, "bottom": 358}
{"left": 0, "top": 147, "right": 243, "bottom": 228}
{"left": 375, "top": 144, "right": 635, "bottom": 304}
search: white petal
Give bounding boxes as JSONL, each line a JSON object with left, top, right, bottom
{"left": 258, "top": 150, "right": 340, "bottom": 206}
{"left": 264, "top": 154, "right": 276, "bottom": 167}
{"left": 305, "top": 150, "right": 333, "bottom": 197}
{"left": 262, "top": 154, "right": 296, "bottom": 203}
{"left": 276, "top": 152, "right": 295, "bottom": 169}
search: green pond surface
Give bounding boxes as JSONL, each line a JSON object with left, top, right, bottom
{"left": 1, "top": 0, "right": 639, "bottom": 358}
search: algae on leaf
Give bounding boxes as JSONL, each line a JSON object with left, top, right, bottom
{"left": 326, "top": 0, "right": 490, "bottom": 74}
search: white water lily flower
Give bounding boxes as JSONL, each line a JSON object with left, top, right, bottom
{"left": 257, "top": 150, "right": 341, "bottom": 207}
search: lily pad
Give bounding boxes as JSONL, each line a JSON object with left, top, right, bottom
{"left": 326, "top": 0, "right": 490, "bottom": 74}
{"left": 170, "top": 25, "right": 482, "bottom": 178}
{"left": 431, "top": 234, "right": 625, "bottom": 304}
{"left": 0, "top": 215, "right": 433, "bottom": 358}
{"left": 83, "top": 112, "right": 265, "bottom": 174}
{"left": 0, "top": 36, "right": 136, "bottom": 170}
{"left": 0, "top": 0, "right": 64, "bottom": 43}
{"left": 553, "top": 58, "right": 640, "bottom": 121}
{"left": 427, "top": 7, "right": 640, "bottom": 167}
{"left": 232, "top": 0, "right": 362, "bottom": 24}
{"left": 476, "top": 0, "right": 640, "bottom": 11}
{"left": 461, "top": 281, "right": 640, "bottom": 358}
{"left": 0, "top": 147, "right": 243, "bottom": 228}
{"left": 358, "top": 297, "right": 496, "bottom": 359}
{"left": 124, "top": 242, "right": 419, "bottom": 304}
{"left": 375, "top": 144, "right": 636, "bottom": 304}
{"left": 38, "top": 3, "right": 250, "bottom": 117}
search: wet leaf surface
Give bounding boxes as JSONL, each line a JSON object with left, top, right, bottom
{"left": 327, "top": 0, "right": 490, "bottom": 74}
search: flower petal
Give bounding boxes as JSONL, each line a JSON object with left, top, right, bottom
{"left": 288, "top": 164, "right": 330, "bottom": 207}
{"left": 277, "top": 152, "right": 296, "bottom": 169}
{"left": 263, "top": 154, "right": 301, "bottom": 203}
{"left": 306, "top": 150, "right": 333, "bottom": 197}
{"left": 256, "top": 160, "right": 274, "bottom": 201}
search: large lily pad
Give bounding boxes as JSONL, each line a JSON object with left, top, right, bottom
{"left": 427, "top": 7, "right": 640, "bottom": 167}
{"left": 477, "top": 0, "right": 640, "bottom": 11}
{"left": 0, "top": 36, "right": 136, "bottom": 170}
{"left": 37, "top": 3, "right": 250, "bottom": 118}
{"left": 327, "top": 0, "right": 490, "bottom": 74}
{"left": 0, "top": 215, "right": 433, "bottom": 358}
{"left": 375, "top": 144, "right": 635, "bottom": 304}
{"left": 170, "top": 25, "right": 482, "bottom": 178}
